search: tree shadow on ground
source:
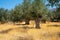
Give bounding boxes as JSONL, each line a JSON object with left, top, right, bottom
{"left": 14, "top": 23, "right": 36, "bottom": 29}
{"left": 57, "top": 32, "right": 60, "bottom": 37}
{"left": 47, "top": 24, "right": 60, "bottom": 27}
{"left": 15, "top": 24, "right": 26, "bottom": 25}
{"left": 18, "top": 26, "right": 35, "bottom": 29}
{"left": 0, "top": 29, "right": 13, "bottom": 34}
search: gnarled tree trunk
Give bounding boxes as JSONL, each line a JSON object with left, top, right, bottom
{"left": 25, "top": 19, "right": 30, "bottom": 25}
{"left": 35, "top": 18, "right": 40, "bottom": 28}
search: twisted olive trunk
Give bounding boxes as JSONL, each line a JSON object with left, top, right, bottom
{"left": 25, "top": 19, "right": 30, "bottom": 25}
{"left": 35, "top": 18, "right": 40, "bottom": 28}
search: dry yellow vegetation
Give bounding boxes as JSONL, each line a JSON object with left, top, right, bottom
{"left": 0, "top": 21, "right": 60, "bottom": 40}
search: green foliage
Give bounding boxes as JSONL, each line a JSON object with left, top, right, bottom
{"left": 47, "top": 0, "right": 60, "bottom": 22}
{"left": 22, "top": 0, "right": 32, "bottom": 20}
{"left": 1, "top": 0, "right": 60, "bottom": 24}
{"left": 10, "top": 5, "right": 23, "bottom": 22}
{"left": 0, "top": 8, "right": 8, "bottom": 23}
{"left": 41, "top": 15, "right": 47, "bottom": 23}
{"left": 31, "top": 0, "right": 46, "bottom": 19}
{"left": 47, "top": 10, "right": 60, "bottom": 22}
{"left": 47, "top": 0, "right": 60, "bottom": 7}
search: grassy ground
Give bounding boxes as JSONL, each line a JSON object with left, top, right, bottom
{"left": 0, "top": 21, "right": 60, "bottom": 40}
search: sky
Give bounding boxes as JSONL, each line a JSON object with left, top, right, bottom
{"left": 0, "top": 0, "right": 23, "bottom": 10}
{"left": 0, "top": 0, "right": 56, "bottom": 10}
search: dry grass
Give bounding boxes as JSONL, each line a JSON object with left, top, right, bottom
{"left": 0, "top": 21, "right": 60, "bottom": 40}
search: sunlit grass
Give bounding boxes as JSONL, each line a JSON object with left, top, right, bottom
{"left": 0, "top": 21, "right": 60, "bottom": 40}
